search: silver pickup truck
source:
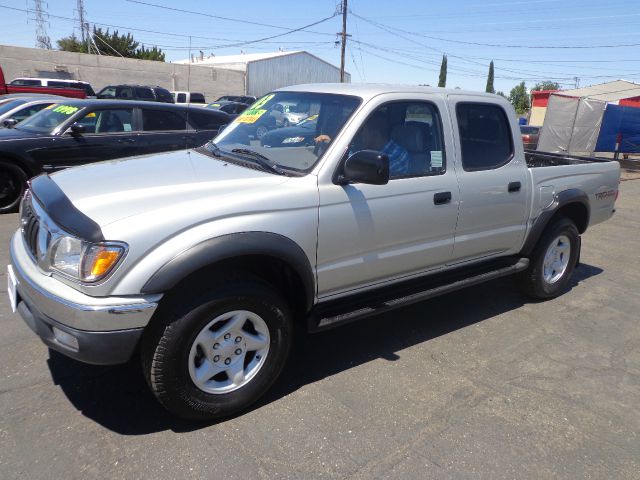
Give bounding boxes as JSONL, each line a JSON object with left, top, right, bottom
{"left": 7, "top": 84, "right": 620, "bottom": 419}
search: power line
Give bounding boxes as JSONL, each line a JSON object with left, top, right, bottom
{"left": 352, "top": 12, "right": 640, "bottom": 49}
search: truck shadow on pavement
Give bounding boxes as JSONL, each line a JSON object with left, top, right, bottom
{"left": 46, "top": 262, "right": 602, "bottom": 435}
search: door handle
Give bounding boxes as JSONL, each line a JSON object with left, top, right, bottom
{"left": 433, "top": 191, "right": 452, "bottom": 205}
{"left": 117, "top": 138, "right": 136, "bottom": 144}
{"left": 508, "top": 181, "right": 521, "bottom": 192}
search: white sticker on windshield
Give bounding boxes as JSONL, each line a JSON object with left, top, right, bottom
{"left": 431, "top": 151, "right": 443, "bottom": 168}
{"left": 123, "top": 123, "right": 132, "bottom": 132}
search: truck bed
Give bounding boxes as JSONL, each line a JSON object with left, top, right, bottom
{"left": 525, "top": 150, "right": 613, "bottom": 168}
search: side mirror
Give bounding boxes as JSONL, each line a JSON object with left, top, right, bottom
{"left": 69, "top": 122, "right": 86, "bottom": 135}
{"left": 3, "top": 118, "right": 18, "bottom": 129}
{"left": 336, "top": 150, "right": 390, "bottom": 185}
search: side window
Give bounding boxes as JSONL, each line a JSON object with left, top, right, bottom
{"left": 77, "top": 109, "right": 134, "bottom": 134}
{"left": 350, "top": 101, "right": 446, "bottom": 179}
{"left": 10, "top": 79, "right": 42, "bottom": 86}
{"left": 190, "top": 93, "right": 206, "bottom": 104}
{"left": 142, "top": 109, "right": 186, "bottom": 131}
{"left": 98, "top": 87, "right": 116, "bottom": 98}
{"left": 456, "top": 103, "right": 514, "bottom": 171}
{"left": 117, "top": 87, "right": 134, "bottom": 99}
{"left": 176, "top": 93, "right": 187, "bottom": 103}
{"left": 188, "top": 111, "right": 225, "bottom": 130}
{"left": 154, "top": 89, "right": 174, "bottom": 103}
{"left": 135, "top": 87, "right": 154, "bottom": 100}
{"left": 14, "top": 103, "right": 49, "bottom": 122}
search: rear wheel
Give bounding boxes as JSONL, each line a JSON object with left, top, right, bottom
{"left": 0, "top": 161, "right": 27, "bottom": 213}
{"left": 141, "top": 276, "right": 293, "bottom": 420}
{"left": 255, "top": 125, "right": 268, "bottom": 139}
{"left": 519, "top": 217, "right": 579, "bottom": 299}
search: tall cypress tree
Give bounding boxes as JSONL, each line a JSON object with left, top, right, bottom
{"left": 438, "top": 54, "right": 447, "bottom": 88}
{"left": 486, "top": 60, "right": 495, "bottom": 93}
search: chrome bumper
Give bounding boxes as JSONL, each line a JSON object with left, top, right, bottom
{"left": 9, "top": 231, "right": 160, "bottom": 332}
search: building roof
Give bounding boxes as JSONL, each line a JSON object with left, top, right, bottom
{"left": 559, "top": 80, "right": 640, "bottom": 102}
{"left": 175, "top": 51, "right": 302, "bottom": 66}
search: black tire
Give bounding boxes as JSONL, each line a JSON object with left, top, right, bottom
{"left": 0, "top": 160, "right": 27, "bottom": 214}
{"left": 140, "top": 276, "right": 293, "bottom": 420}
{"left": 518, "top": 217, "right": 580, "bottom": 300}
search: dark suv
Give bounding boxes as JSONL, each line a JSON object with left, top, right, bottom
{"left": 97, "top": 85, "right": 174, "bottom": 103}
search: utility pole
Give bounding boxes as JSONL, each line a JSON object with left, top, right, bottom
{"left": 33, "top": 0, "right": 51, "bottom": 49}
{"left": 339, "top": 0, "right": 348, "bottom": 83}
{"left": 574, "top": 76, "right": 580, "bottom": 89}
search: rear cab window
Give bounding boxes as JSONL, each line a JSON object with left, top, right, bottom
{"left": 190, "top": 93, "right": 206, "bottom": 104}
{"left": 456, "top": 103, "right": 514, "bottom": 171}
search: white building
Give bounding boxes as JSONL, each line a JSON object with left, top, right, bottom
{"left": 175, "top": 51, "right": 349, "bottom": 97}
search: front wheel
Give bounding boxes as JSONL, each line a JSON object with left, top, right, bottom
{"left": 518, "top": 217, "right": 579, "bottom": 299}
{"left": 0, "top": 161, "right": 27, "bottom": 214}
{"left": 141, "top": 277, "right": 293, "bottom": 420}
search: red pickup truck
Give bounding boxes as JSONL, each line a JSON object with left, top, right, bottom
{"left": 0, "top": 66, "right": 86, "bottom": 99}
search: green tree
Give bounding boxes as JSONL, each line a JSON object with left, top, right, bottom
{"left": 57, "top": 27, "right": 165, "bottom": 61}
{"left": 438, "top": 54, "right": 447, "bottom": 88}
{"left": 496, "top": 91, "right": 506, "bottom": 98}
{"left": 509, "top": 81, "right": 530, "bottom": 114}
{"left": 56, "top": 34, "right": 84, "bottom": 52}
{"left": 532, "top": 81, "right": 560, "bottom": 91}
{"left": 485, "top": 60, "right": 495, "bottom": 93}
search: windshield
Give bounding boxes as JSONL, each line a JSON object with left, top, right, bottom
{"left": 0, "top": 99, "right": 27, "bottom": 116}
{"left": 211, "top": 92, "right": 361, "bottom": 173}
{"left": 16, "top": 103, "right": 82, "bottom": 133}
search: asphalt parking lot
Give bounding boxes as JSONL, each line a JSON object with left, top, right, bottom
{"left": 0, "top": 179, "right": 639, "bottom": 480}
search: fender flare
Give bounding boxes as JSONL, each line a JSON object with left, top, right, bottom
{"left": 141, "top": 232, "right": 315, "bottom": 311}
{"left": 520, "top": 188, "right": 590, "bottom": 256}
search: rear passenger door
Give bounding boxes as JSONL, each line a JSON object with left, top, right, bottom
{"left": 140, "top": 108, "right": 189, "bottom": 153}
{"left": 448, "top": 97, "right": 528, "bottom": 263}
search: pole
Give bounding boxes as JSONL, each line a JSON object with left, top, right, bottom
{"left": 340, "top": 0, "right": 347, "bottom": 83}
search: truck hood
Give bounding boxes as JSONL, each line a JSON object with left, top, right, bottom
{"left": 50, "top": 148, "right": 290, "bottom": 227}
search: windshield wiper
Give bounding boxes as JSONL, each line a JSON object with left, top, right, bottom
{"left": 230, "top": 148, "right": 288, "bottom": 176}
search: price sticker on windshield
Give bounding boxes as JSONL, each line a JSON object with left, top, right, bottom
{"left": 234, "top": 108, "right": 267, "bottom": 124}
{"left": 52, "top": 105, "right": 79, "bottom": 115}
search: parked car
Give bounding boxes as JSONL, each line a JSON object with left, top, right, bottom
{"left": 205, "top": 100, "right": 249, "bottom": 118}
{"left": 216, "top": 95, "right": 256, "bottom": 105}
{"left": 520, "top": 125, "right": 541, "bottom": 150}
{"left": 97, "top": 85, "right": 174, "bottom": 103}
{"left": 0, "top": 99, "right": 229, "bottom": 212}
{"left": 9, "top": 78, "right": 96, "bottom": 97}
{"left": 171, "top": 91, "right": 206, "bottom": 105}
{"left": 1, "top": 66, "right": 86, "bottom": 99}
{"left": 0, "top": 96, "right": 63, "bottom": 128}
{"left": 7, "top": 84, "right": 620, "bottom": 420}
{"left": 260, "top": 114, "right": 318, "bottom": 147}
{"left": 269, "top": 101, "right": 309, "bottom": 127}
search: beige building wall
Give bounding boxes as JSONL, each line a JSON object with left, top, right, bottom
{"left": 0, "top": 45, "right": 245, "bottom": 102}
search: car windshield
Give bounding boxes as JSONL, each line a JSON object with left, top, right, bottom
{"left": 211, "top": 92, "right": 361, "bottom": 173}
{"left": 0, "top": 99, "right": 27, "bottom": 116}
{"left": 16, "top": 103, "right": 82, "bottom": 133}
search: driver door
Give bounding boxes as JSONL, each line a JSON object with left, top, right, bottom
{"left": 316, "top": 97, "right": 460, "bottom": 298}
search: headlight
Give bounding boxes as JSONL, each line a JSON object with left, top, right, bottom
{"left": 49, "top": 236, "right": 126, "bottom": 282}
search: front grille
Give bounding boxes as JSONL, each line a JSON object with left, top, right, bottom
{"left": 21, "top": 203, "right": 40, "bottom": 259}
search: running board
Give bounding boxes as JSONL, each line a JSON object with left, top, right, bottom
{"left": 309, "top": 257, "right": 530, "bottom": 332}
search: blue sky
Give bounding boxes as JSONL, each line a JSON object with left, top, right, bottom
{"left": 1, "top": 0, "right": 639, "bottom": 94}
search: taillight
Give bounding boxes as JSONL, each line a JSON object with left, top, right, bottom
{"left": 523, "top": 135, "right": 531, "bottom": 141}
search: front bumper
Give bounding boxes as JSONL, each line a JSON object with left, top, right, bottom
{"left": 9, "top": 231, "right": 160, "bottom": 365}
